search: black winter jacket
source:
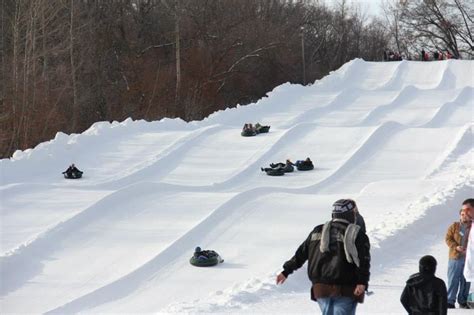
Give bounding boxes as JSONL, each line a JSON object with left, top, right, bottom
{"left": 400, "top": 272, "right": 447, "bottom": 315}
{"left": 356, "top": 213, "right": 366, "bottom": 234}
{"left": 282, "top": 220, "right": 370, "bottom": 287}
{"left": 64, "top": 166, "right": 81, "bottom": 174}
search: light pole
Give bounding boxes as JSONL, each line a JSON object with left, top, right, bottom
{"left": 301, "top": 26, "right": 306, "bottom": 85}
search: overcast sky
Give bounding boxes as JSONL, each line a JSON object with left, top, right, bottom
{"left": 355, "top": 0, "right": 384, "bottom": 16}
{"left": 325, "top": 0, "right": 385, "bottom": 17}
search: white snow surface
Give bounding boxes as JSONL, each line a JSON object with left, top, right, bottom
{"left": 1, "top": 59, "right": 473, "bottom": 314}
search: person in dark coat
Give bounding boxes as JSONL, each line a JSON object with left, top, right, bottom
{"left": 254, "top": 123, "right": 270, "bottom": 134}
{"left": 241, "top": 123, "right": 257, "bottom": 136}
{"left": 190, "top": 246, "right": 224, "bottom": 267}
{"left": 294, "top": 157, "right": 313, "bottom": 168}
{"left": 193, "top": 246, "right": 217, "bottom": 260}
{"left": 269, "top": 162, "right": 285, "bottom": 169}
{"left": 261, "top": 162, "right": 287, "bottom": 176}
{"left": 63, "top": 163, "right": 82, "bottom": 178}
{"left": 276, "top": 199, "right": 370, "bottom": 314}
{"left": 346, "top": 199, "right": 367, "bottom": 234}
{"left": 268, "top": 159, "right": 294, "bottom": 172}
{"left": 401, "top": 255, "right": 448, "bottom": 315}
{"left": 294, "top": 157, "right": 314, "bottom": 170}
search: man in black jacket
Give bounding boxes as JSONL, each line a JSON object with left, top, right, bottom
{"left": 400, "top": 255, "right": 447, "bottom": 315}
{"left": 276, "top": 199, "right": 370, "bottom": 314}
{"left": 63, "top": 163, "right": 82, "bottom": 178}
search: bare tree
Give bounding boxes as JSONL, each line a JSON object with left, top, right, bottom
{"left": 175, "top": 0, "right": 182, "bottom": 109}
{"left": 382, "top": 0, "right": 405, "bottom": 54}
{"left": 398, "top": 0, "right": 473, "bottom": 59}
{"left": 449, "top": 0, "right": 474, "bottom": 54}
{"left": 1, "top": 0, "right": 390, "bottom": 157}
{"left": 68, "top": 0, "right": 78, "bottom": 130}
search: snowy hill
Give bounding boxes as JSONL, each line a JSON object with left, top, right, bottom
{"left": 1, "top": 59, "right": 473, "bottom": 314}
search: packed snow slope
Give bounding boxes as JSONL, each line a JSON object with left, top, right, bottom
{"left": 1, "top": 59, "right": 473, "bottom": 314}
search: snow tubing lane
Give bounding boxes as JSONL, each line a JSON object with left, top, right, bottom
{"left": 189, "top": 256, "right": 223, "bottom": 267}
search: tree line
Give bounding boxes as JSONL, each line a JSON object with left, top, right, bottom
{"left": 383, "top": 0, "right": 473, "bottom": 59}
{"left": 1, "top": 0, "right": 472, "bottom": 158}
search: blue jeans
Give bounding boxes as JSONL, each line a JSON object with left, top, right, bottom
{"left": 317, "top": 296, "right": 357, "bottom": 315}
{"left": 447, "top": 258, "right": 471, "bottom": 305}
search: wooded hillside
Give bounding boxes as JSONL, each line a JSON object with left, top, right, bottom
{"left": 1, "top": 0, "right": 471, "bottom": 158}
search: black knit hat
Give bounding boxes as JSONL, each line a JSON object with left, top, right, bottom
{"left": 332, "top": 199, "right": 356, "bottom": 223}
{"left": 419, "top": 255, "right": 437, "bottom": 275}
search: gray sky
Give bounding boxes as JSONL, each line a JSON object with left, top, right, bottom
{"left": 325, "top": 0, "right": 385, "bottom": 17}
{"left": 354, "top": 0, "right": 384, "bottom": 16}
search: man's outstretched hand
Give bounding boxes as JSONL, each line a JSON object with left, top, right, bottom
{"left": 354, "top": 284, "right": 366, "bottom": 296}
{"left": 276, "top": 273, "right": 287, "bottom": 285}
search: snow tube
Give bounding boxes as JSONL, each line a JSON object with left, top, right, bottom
{"left": 256, "top": 126, "right": 270, "bottom": 133}
{"left": 190, "top": 254, "right": 223, "bottom": 267}
{"left": 265, "top": 168, "right": 285, "bottom": 176}
{"left": 63, "top": 171, "right": 83, "bottom": 179}
{"left": 241, "top": 130, "right": 257, "bottom": 137}
{"left": 283, "top": 165, "right": 294, "bottom": 173}
{"left": 297, "top": 164, "right": 314, "bottom": 171}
